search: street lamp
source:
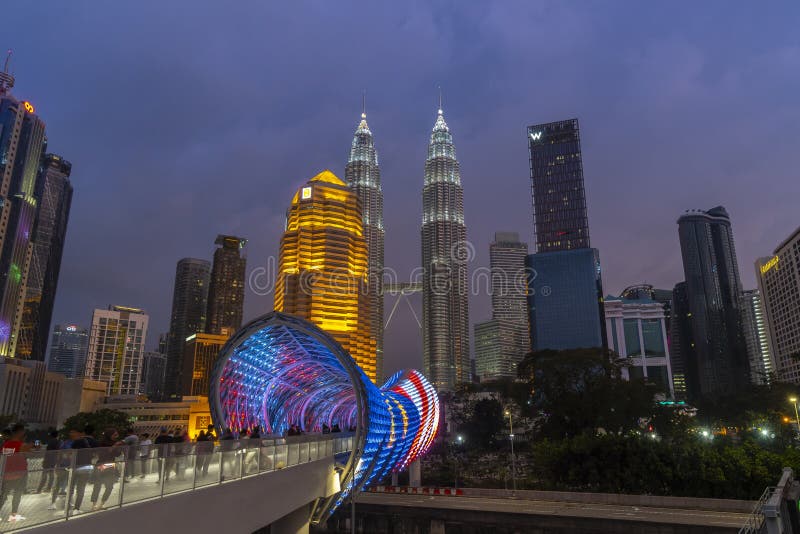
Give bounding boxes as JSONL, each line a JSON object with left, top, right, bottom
{"left": 504, "top": 409, "right": 516, "bottom": 493}
{"left": 453, "top": 435, "right": 464, "bottom": 489}
{"left": 789, "top": 397, "right": 800, "bottom": 432}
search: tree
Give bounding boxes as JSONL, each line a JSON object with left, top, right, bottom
{"left": 61, "top": 409, "right": 132, "bottom": 436}
{"left": 461, "top": 398, "right": 504, "bottom": 450}
{"left": 518, "top": 348, "right": 659, "bottom": 439}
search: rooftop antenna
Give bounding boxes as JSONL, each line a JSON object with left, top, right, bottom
{"left": 437, "top": 85, "right": 443, "bottom": 114}
{"left": 361, "top": 90, "right": 366, "bottom": 119}
{"left": 0, "top": 49, "right": 14, "bottom": 90}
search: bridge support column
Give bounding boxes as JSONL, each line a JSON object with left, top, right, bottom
{"left": 391, "top": 472, "right": 399, "bottom": 486}
{"left": 410, "top": 459, "right": 421, "bottom": 487}
{"left": 270, "top": 504, "right": 310, "bottom": 534}
{"left": 430, "top": 519, "right": 445, "bottom": 534}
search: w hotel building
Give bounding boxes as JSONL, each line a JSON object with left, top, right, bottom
{"left": 274, "top": 170, "right": 376, "bottom": 381}
{"left": 756, "top": 226, "right": 800, "bottom": 384}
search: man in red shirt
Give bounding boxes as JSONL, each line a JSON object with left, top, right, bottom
{"left": 1, "top": 424, "right": 32, "bottom": 522}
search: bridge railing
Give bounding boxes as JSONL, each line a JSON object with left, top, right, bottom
{"left": 0, "top": 434, "right": 353, "bottom": 532}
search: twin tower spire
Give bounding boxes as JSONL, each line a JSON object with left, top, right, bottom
{"left": 344, "top": 95, "right": 468, "bottom": 392}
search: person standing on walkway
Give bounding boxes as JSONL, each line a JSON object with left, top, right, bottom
{"left": 154, "top": 428, "right": 171, "bottom": 483}
{"left": 90, "top": 429, "right": 124, "bottom": 511}
{"left": 68, "top": 424, "right": 97, "bottom": 515}
{"left": 138, "top": 433, "right": 152, "bottom": 478}
{"left": 122, "top": 428, "right": 139, "bottom": 480}
{"left": 36, "top": 430, "right": 61, "bottom": 493}
{"left": 0, "top": 424, "right": 32, "bottom": 523}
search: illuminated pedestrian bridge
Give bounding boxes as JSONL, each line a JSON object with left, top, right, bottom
{"left": 209, "top": 311, "right": 440, "bottom": 522}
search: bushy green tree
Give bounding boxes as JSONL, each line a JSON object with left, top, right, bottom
{"left": 61, "top": 409, "right": 132, "bottom": 436}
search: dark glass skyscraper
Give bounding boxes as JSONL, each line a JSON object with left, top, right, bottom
{"left": 0, "top": 65, "right": 47, "bottom": 357}
{"left": 46, "top": 323, "right": 88, "bottom": 378}
{"left": 527, "top": 119, "right": 590, "bottom": 252}
{"left": 345, "top": 107, "right": 384, "bottom": 380}
{"left": 18, "top": 154, "right": 74, "bottom": 361}
{"left": 526, "top": 118, "right": 605, "bottom": 351}
{"left": 165, "top": 258, "right": 210, "bottom": 398}
{"left": 206, "top": 235, "right": 246, "bottom": 335}
{"left": 421, "top": 105, "right": 469, "bottom": 392}
{"left": 677, "top": 206, "right": 749, "bottom": 399}
{"left": 670, "top": 281, "right": 692, "bottom": 400}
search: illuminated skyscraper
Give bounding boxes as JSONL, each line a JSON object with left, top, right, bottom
{"left": 275, "top": 170, "right": 376, "bottom": 381}
{"left": 421, "top": 104, "right": 469, "bottom": 392}
{"left": 345, "top": 105, "right": 384, "bottom": 381}
{"left": 756, "top": 226, "right": 800, "bottom": 385}
{"left": 0, "top": 59, "right": 47, "bottom": 357}
{"left": 85, "top": 305, "right": 149, "bottom": 395}
{"left": 18, "top": 154, "right": 74, "bottom": 361}
{"left": 741, "top": 288, "right": 773, "bottom": 385}
{"left": 181, "top": 329, "right": 230, "bottom": 396}
{"left": 206, "top": 235, "right": 246, "bottom": 335}
{"left": 46, "top": 323, "right": 88, "bottom": 379}
{"left": 165, "top": 258, "right": 210, "bottom": 398}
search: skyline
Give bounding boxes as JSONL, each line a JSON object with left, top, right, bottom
{"left": 3, "top": 1, "right": 799, "bottom": 377}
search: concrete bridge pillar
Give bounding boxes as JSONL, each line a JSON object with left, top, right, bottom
{"left": 270, "top": 504, "right": 310, "bottom": 534}
{"left": 410, "top": 459, "right": 421, "bottom": 487}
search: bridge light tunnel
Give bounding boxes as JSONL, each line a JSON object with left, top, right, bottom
{"left": 209, "top": 312, "right": 440, "bottom": 521}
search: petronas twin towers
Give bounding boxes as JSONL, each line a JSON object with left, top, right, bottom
{"left": 344, "top": 102, "right": 468, "bottom": 392}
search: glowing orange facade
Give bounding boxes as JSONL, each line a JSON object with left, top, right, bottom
{"left": 275, "top": 170, "right": 376, "bottom": 381}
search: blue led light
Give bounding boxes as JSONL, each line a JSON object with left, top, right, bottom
{"left": 209, "top": 312, "right": 439, "bottom": 520}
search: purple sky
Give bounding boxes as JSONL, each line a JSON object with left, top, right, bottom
{"left": 4, "top": 1, "right": 800, "bottom": 377}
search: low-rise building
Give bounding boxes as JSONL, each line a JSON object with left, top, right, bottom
{"left": 604, "top": 296, "right": 674, "bottom": 398}
{"left": 97, "top": 396, "right": 211, "bottom": 438}
{"left": 0, "top": 357, "right": 65, "bottom": 428}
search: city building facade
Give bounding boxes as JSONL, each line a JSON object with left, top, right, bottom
{"left": 206, "top": 235, "right": 246, "bottom": 335}
{"left": 526, "top": 248, "right": 606, "bottom": 350}
{"left": 56, "top": 377, "right": 108, "bottom": 428}
{"left": 46, "top": 323, "right": 88, "bottom": 378}
{"left": 474, "top": 232, "right": 530, "bottom": 381}
{"left": 677, "top": 206, "right": 749, "bottom": 399}
{"left": 142, "top": 350, "right": 167, "bottom": 400}
{"left": 181, "top": 330, "right": 230, "bottom": 397}
{"left": 85, "top": 305, "right": 149, "bottom": 395}
{"left": 756, "top": 226, "right": 800, "bottom": 384}
{"left": 604, "top": 296, "right": 674, "bottom": 398}
{"left": 275, "top": 170, "right": 376, "bottom": 380}
{"left": 525, "top": 119, "right": 606, "bottom": 352}
{"left": 345, "top": 107, "right": 385, "bottom": 381}
{"left": 17, "top": 154, "right": 73, "bottom": 361}
{"left": 741, "top": 289, "right": 774, "bottom": 385}
{"left": 165, "top": 257, "right": 210, "bottom": 398}
{"left": 421, "top": 105, "right": 469, "bottom": 392}
{"left": 97, "top": 395, "right": 211, "bottom": 438}
{"left": 669, "top": 282, "right": 692, "bottom": 400}
{"left": 0, "top": 356, "right": 64, "bottom": 427}
{"left": 0, "top": 66, "right": 47, "bottom": 357}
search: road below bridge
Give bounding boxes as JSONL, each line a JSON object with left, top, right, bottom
{"left": 320, "top": 490, "right": 753, "bottom": 533}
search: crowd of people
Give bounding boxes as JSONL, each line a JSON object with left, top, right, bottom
{"left": 0, "top": 421, "right": 349, "bottom": 523}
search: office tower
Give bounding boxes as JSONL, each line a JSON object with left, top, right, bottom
{"left": 141, "top": 350, "right": 167, "bottom": 400}
{"left": 756, "top": 226, "right": 800, "bottom": 384}
{"left": 677, "top": 206, "right": 749, "bottom": 399}
{"left": 421, "top": 104, "right": 469, "bottom": 392}
{"left": 85, "top": 305, "right": 149, "bottom": 395}
{"left": 0, "top": 62, "right": 47, "bottom": 357}
{"left": 345, "top": 105, "right": 385, "bottom": 381}
{"left": 181, "top": 329, "right": 230, "bottom": 396}
{"left": 604, "top": 296, "right": 674, "bottom": 398}
{"left": 206, "top": 235, "right": 246, "bottom": 335}
{"left": 46, "top": 323, "right": 88, "bottom": 378}
{"left": 275, "top": 170, "right": 376, "bottom": 380}
{"left": 165, "top": 258, "right": 210, "bottom": 397}
{"left": 474, "top": 232, "right": 530, "bottom": 381}
{"left": 528, "top": 119, "right": 589, "bottom": 252}
{"left": 526, "top": 119, "right": 606, "bottom": 351}
{"left": 740, "top": 289, "right": 773, "bottom": 386}
{"left": 18, "top": 154, "right": 74, "bottom": 361}
{"left": 669, "top": 282, "right": 692, "bottom": 400}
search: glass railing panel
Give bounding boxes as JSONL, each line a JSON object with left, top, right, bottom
{"left": 193, "top": 449, "right": 220, "bottom": 488}
{"left": 287, "top": 443, "right": 299, "bottom": 466}
{"left": 162, "top": 445, "right": 195, "bottom": 495}
{"left": 241, "top": 444, "right": 260, "bottom": 476}
{"left": 120, "top": 450, "right": 162, "bottom": 505}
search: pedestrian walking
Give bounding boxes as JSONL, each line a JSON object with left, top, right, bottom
{"left": 0, "top": 424, "right": 32, "bottom": 523}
